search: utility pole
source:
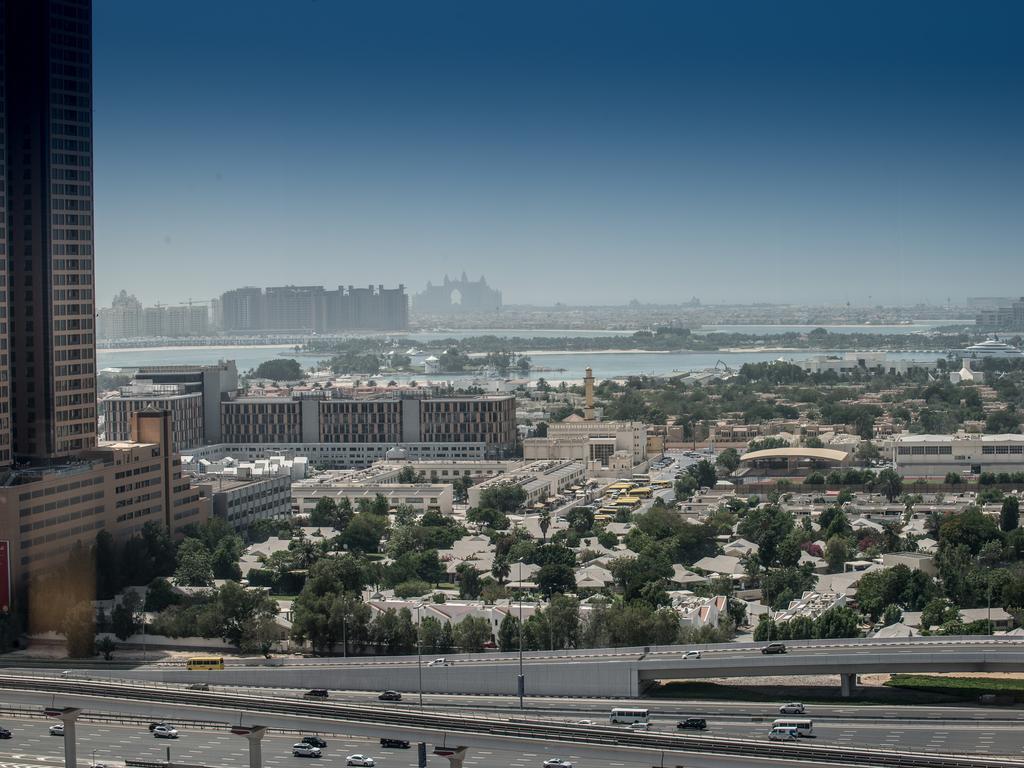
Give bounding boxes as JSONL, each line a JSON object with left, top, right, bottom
{"left": 517, "top": 559, "right": 525, "bottom": 709}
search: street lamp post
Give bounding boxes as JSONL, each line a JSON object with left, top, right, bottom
{"left": 414, "top": 601, "right": 425, "bottom": 710}
{"left": 516, "top": 559, "right": 525, "bottom": 710}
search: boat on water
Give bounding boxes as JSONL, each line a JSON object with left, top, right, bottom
{"left": 960, "top": 338, "right": 1024, "bottom": 359}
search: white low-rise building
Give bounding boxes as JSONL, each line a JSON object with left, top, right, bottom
{"left": 894, "top": 433, "right": 1024, "bottom": 477}
{"left": 468, "top": 460, "right": 586, "bottom": 508}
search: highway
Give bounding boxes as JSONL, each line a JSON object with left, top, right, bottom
{"left": 2, "top": 679, "right": 1023, "bottom": 764}
{"left": 61, "top": 637, "right": 1024, "bottom": 699}
{"left": 0, "top": 694, "right": 848, "bottom": 768}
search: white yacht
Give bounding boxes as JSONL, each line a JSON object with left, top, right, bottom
{"left": 961, "top": 338, "right": 1024, "bottom": 358}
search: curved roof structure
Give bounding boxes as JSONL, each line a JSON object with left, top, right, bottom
{"left": 740, "top": 447, "right": 850, "bottom": 463}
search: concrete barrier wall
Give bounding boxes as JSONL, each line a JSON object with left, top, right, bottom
{"left": 91, "top": 660, "right": 641, "bottom": 698}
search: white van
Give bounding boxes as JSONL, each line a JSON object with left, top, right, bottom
{"left": 772, "top": 718, "right": 813, "bottom": 737}
{"left": 769, "top": 726, "right": 798, "bottom": 741}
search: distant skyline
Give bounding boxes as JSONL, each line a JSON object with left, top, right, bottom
{"left": 94, "top": 1, "right": 1024, "bottom": 307}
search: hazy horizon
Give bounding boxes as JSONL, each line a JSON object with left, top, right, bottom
{"left": 94, "top": 1, "right": 1024, "bottom": 307}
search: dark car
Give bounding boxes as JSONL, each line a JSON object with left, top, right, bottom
{"left": 761, "top": 643, "right": 787, "bottom": 655}
{"left": 380, "top": 738, "right": 410, "bottom": 749}
{"left": 304, "top": 689, "right": 329, "bottom": 699}
{"left": 302, "top": 736, "right": 328, "bottom": 748}
{"left": 378, "top": 690, "right": 402, "bottom": 701}
{"left": 0, "top": 726, "right": 11, "bottom": 739}
{"left": 186, "top": 683, "right": 209, "bottom": 691}
{"left": 677, "top": 718, "right": 707, "bottom": 730}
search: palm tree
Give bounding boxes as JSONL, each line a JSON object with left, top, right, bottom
{"left": 877, "top": 468, "right": 903, "bottom": 503}
{"left": 539, "top": 510, "right": 551, "bottom": 543}
{"left": 491, "top": 558, "right": 511, "bottom": 585}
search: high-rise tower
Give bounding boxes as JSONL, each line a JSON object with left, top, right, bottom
{"left": 4, "top": 0, "right": 97, "bottom": 460}
{"left": 0, "top": 1, "right": 11, "bottom": 468}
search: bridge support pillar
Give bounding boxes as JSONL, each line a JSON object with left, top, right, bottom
{"left": 44, "top": 706, "right": 82, "bottom": 768}
{"left": 840, "top": 672, "right": 856, "bottom": 697}
{"left": 434, "top": 746, "right": 468, "bottom": 767}
{"left": 231, "top": 725, "right": 268, "bottom": 768}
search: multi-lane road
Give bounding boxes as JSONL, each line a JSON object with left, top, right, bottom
{"left": 0, "top": 691, "right": 849, "bottom": 768}
{"left": 2, "top": 681, "right": 1023, "bottom": 765}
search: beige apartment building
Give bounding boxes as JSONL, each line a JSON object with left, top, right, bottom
{"left": 0, "top": 410, "right": 209, "bottom": 597}
{"left": 523, "top": 419, "right": 647, "bottom": 472}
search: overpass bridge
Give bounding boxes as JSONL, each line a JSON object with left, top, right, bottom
{"left": 49, "top": 636, "right": 1024, "bottom": 698}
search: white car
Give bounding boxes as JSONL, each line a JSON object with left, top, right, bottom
{"left": 628, "top": 721, "right": 650, "bottom": 731}
{"left": 346, "top": 756, "right": 375, "bottom": 767}
{"left": 681, "top": 650, "right": 702, "bottom": 659}
{"left": 48, "top": 723, "right": 64, "bottom": 736}
{"left": 544, "top": 760, "right": 575, "bottom": 768}
{"left": 573, "top": 719, "right": 597, "bottom": 726}
{"left": 153, "top": 725, "right": 178, "bottom": 739}
{"left": 427, "top": 657, "right": 447, "bottom": 667}
{"left": 778, "top": 703, "right": 805, "bottom": 715}
{"left": 292, "top": 743, "right": 322, "bottom": 758}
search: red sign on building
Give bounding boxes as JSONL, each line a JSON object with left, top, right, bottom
{"left": 0, "top": 541, "right": 10, "bottom": 611}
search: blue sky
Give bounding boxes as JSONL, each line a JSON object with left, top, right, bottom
{"left": 93, "top": 1, "right": 1024, "bottom": 307}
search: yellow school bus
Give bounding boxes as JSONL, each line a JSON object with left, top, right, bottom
{"left": 186, "top": 656, "right": 224, "bottom": 671}
{"left": 632, "top": 487, "right": 654, "bottom": 499}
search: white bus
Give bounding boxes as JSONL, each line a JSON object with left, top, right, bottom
{"left": 609, "top": 707, "right": 650, "bottom": 725}
{"left": 772, "top": 718, "right": 813, "bottom": 737}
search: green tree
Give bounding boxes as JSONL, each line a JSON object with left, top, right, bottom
{"left": 478, "top": 483, "right": 528, "bottom": 513}
{"left": 856, "top": 441, "right": 880, "bottom": 464}
{"left": 202, "top": 581, "right": 280, "bottom": 652}
{"left": 881, "top": 604, "right": 903, "bottom": 627}
{"left": 546, "top": 594, "right": 581, "bottom": 649}
{"left": 538, "top": 510, "right": 552, "bottom": 543}
{"left": 394, "top": 579, "right": 432, "bottom": 599}
{"left": 986, "top": 409, "right": 1021, "bottom": 434}
{"left": 536, "top": 563, "right": 575, "bottom": 598}
{"left": 491, "top": 558, "right": 511, "bottom": 585}
{"left": 877, "top": 468, "right": 904, "bottom": 503}
{"left": 62, "top": 602, "right": 96, "bottom": 658}
{"left": 212, "top": 538, "right": 243, "bottom": 580}
{"left": 716, "top": 448, "right": 741, "bottom": 472}
{"left": 689, "top": 459, "right": 718, "bottom": 489}
{"left": 96, "top": 635, "right": 117, "bottom": 661}
{"left": 945, "top": 471, "right": 962, "bottom": 485}
{"left": 674, "top": 474, "right": 698, "bottom": 499}
{"left": 145, "top": 578, "right": 178, "bottom": 612}
{"left": 111, "top": 592, "right": 141, "bottom": 641}
{"left": 497, "top": 614, "right": 521, "bottom": 652}
{"left": 854, "top": 565, "right": 937, "bottom": 620}
{"left": 94, "top": 530, "right": 121, "bottom": 599}
{"left": 174, "top": 538, "right": 214, "bottom": 587}
{"left": 310, "top": 497, "right": 339, "bottom": 527}
{"left": 1001, "top": 496, "right": 1020, "bottom": 532}
{"left": 438, "top": 621, "right": 455, "bottom": 654}
{"left": 737, "top": 504, "right": 793, "bottom": 567}
{"left": 921, "top": 597, "right": 959, "bottom": 629}
{"left": 340, "top": 512, "right": 388, "bottom": 553}
{"left": 453, "top": 615, "right": 492, "bottom": 652}
{"left": 456, "top": 562, "right": 482, "bottom": 599}
{"left": 255, "top": 358, "right": 303, "bottom": 380}
{"left": 824, "top": 535, "right": 853, "bottom": 573}
{"left": 814, "top": 606, "right": 861, "bottom": 639}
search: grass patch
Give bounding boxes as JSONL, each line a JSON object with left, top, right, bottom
{"left": 885, "top": 674, "right": 1024, "bottom": 702}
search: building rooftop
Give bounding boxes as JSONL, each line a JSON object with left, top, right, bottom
{"left": 740, "top": 447, "right": 850, "bottom": 462}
